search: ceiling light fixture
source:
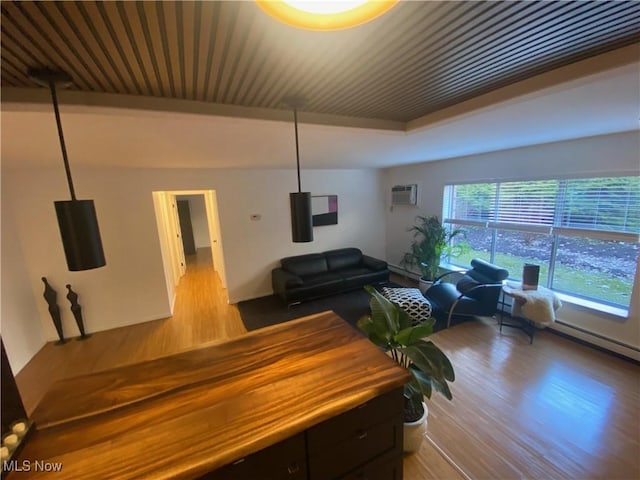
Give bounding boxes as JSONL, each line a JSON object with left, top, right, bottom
{"left": 29, "top": 68, "right": 106, "bottom": 271}
{"left": 285, "top": 97, "right": 313, "bottom": 243}
{"left": 256, "top": 0, "right": 397, "bottom": 31}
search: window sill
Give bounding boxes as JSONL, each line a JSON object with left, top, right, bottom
{"left": 554, "top": 292, "right": 629, "bottom": 319}
{"left": 438, "top": 262, "right": 467, "bottom": 273}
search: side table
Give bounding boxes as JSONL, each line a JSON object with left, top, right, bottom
{"left": 498, "top": 282, "right": 562, "bottom": 344}
{"left": 499, "top": 284, "right": 536, "bottom": 344}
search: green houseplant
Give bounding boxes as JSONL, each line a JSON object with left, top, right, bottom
{"left": 357, "top": 285, "right": 454, "bottom": 451}
{"left": 400, "top": 215, "right": 466, "bottom": 287}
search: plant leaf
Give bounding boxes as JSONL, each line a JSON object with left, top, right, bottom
{"left": 404, "top": 375, "right": 425, "bottom": 406}
{"left": 422, "top": 340, "right": 455, "bottom": 381}
{"left": 396, "top": 306, "right": 413, "bottom": 331}
{"left": 408, "top": 364, "right": 433, "bottom": 399}
{"left": 401, "top": 340, "right": 455, "bottom": 400}
{"left": 364, "top": 285, "right": 400, "bottom": 338}
{"left": 356, "top": 315, "right": 387, "bottom": 348}
{"left": 406, "top": 340, "right": 454, "bottom": 380}
{"left": 393, "top": 322, "right": 433, "bottom": 346}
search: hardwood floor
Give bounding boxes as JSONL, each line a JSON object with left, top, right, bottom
{"left": 15, "top": 248, "right": 247, "bottom": 415}
{"left": 422, "top": 317, "right": 640, "bottom": 480}
{"left": 14, "top": 255, "right": 640, "bottom": 479}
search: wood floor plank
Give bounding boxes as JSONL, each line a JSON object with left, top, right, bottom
{"left": 403, "top": 437, "right": 468, "bottom": 480}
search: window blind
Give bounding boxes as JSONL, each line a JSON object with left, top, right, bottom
{"left": 558, "top": 177, "right": 640, "bottom": 233}
{"left": 445, "top": 176, "right": 640, "bottom": 240}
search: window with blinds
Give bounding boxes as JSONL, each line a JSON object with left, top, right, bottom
{"left": 443, "top": 176, "right": 640, "bottom": 310}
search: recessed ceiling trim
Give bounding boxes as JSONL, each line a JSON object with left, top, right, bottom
{"left": 406, "top": 43, "right": 640, "bottom": 132}
{"left": 0, "top": 87, "right": 405, "bottom": 131}
{"left": 389, "top": 29, "right": 640, "bottom": 118}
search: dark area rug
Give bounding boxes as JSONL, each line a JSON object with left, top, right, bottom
{"left": 238, "top": 282, "right": 398, "bottom": 331}
{"left": 238, "top": 282, "right": 466, "bottom": 332}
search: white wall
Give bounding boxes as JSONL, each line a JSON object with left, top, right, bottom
{"left": 383, "top": 131, "right": 640, "bottom": 358}
{"left": 0, "top": 190, "right": 46, "bottom": 373}
{"left": 1, "top": 166, "right": 384, "bottom": 369}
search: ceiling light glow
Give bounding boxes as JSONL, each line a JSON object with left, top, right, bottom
{"left": 256, "top": 1, "right": 397, "bottom": 31}
{"left": 284, "top": 1, "right": 370, "bottom": 15}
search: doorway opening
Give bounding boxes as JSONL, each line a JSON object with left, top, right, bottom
{"left": 152, "top": 190, "right": 227, "bottom": 312}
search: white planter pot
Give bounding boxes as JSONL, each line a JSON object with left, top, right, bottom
{"left": 418, "top": 278, "right": 433, "bottom": 295}
{"left": 403, "top": 402, "right": 428, "bottom": 453}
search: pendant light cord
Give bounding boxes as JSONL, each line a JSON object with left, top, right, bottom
{"left": 294, "top": 107, "right": 301, "bottom": 193}
{"left": 48, "top": 80, "right": 77, "bottom": 201}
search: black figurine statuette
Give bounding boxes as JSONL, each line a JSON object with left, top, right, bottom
{"left": 66, "top": 284, "right": 90, "bottom": 340}
{"left": 41, "top": 277, "right": 66, "bottom": 345}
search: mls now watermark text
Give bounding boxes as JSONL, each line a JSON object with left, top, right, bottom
{"left": 3, "top": 460, "right": 63, "bottom": 472}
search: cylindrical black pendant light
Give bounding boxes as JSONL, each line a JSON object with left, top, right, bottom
{"left": 30, "top": 68, "right": 106, "bottom": 271}
{"left": 290, "top": 192, "right": 313, "bottom": 242}
{"left": 288, "top": 102, "right": 313, "bottom": 242}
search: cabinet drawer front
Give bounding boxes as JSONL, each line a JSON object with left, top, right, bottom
{"left": 201, "top": 433, "right": 307, "bottom": 480}
{"left": 308, "top": 418, "right": 402, "bottom": 480}
{"left": 341, "top": 451, "right": 403, "bottom": 480}
{"left": 307, "top": 388, "right": 403, "bottom": 452}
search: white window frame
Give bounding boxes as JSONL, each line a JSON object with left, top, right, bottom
{"left": 442, "top": 175, "right": 639, "bottom": 315}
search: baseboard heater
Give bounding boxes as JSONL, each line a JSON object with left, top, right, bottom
{"left": 549, "top": 320, "right": 639, "bottom": 360}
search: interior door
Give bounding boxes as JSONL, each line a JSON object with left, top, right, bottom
{"left": 170, "top": 197, "right": 186, "bottom": 278}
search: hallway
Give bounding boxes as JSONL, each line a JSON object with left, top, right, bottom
{"left": 15, "top": 247, "right": 246, "bottom": 414}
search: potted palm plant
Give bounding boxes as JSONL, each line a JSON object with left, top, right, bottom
{"left": 357, "top": 285, "right": 454, "bottom": 452}
{"left": 400, "top": 215, "right": 466, "bottom": 293}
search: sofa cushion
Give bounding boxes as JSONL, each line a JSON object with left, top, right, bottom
{"left": 324, "top": 248, "right": 363, "bottom": 271}
{"left": 425, "top": 282, "right": 460, "bottom": 310}
{"left": 333, "top": 267, "right": 371, "bottom": 277}
{"left": 285, "top": 273, "right": 345, "bottom": 302}
{"left": 456, "top": 275, "right": 481, "bottom": 299}
{"left": 362, "top": 255, "right": 388, "bottom": 271}
{"left": 298, "top": 272, "right": 343, "bottom": 287}
{"left": 281, "top": 254, "right": 328, "bottom": 277}
{"left": 339, "top": 268, "right": 390, "bottom": 289}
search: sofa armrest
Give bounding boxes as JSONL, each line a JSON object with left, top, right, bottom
{"left": 362, "top": 255, "right": 388, "bottom": 271}
{"left": 272, "top": 268, "right": 304, "bottom": 295}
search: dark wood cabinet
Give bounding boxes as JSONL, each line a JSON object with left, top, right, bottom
{"left": 200, "top": 433, "right": 307, "bottom": 480}
{"left": 341, "top": 451, "right": 403, "bottom": 480}
{"left": 307, "top": 387, "right": 403, "bottom": 480}
{"left": 204, "top": 388, "right": 404, "bottom": 480}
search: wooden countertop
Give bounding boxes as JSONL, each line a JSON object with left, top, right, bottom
{"left": 14, "top": 312, "right": 410, "bottom": 479}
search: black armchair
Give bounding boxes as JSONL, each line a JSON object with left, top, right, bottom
{"left": 424, "top": 258, "right": 509, "bottom": 328}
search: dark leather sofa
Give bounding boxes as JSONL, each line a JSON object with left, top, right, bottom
{"left": 272, "top": 248, "right": 390, "bottom": 305}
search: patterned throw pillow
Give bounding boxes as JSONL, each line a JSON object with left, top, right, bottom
{"left": 381, "top": 287, "right": 432, "bottom": 324}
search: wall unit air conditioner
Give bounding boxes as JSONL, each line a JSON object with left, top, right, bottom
{"left": 391, "top": 184, "right": 418, "bottom": 206}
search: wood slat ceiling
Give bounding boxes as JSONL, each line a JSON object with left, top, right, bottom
{"left": 2, "top": 0, "right": 639, "bottom": 123}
